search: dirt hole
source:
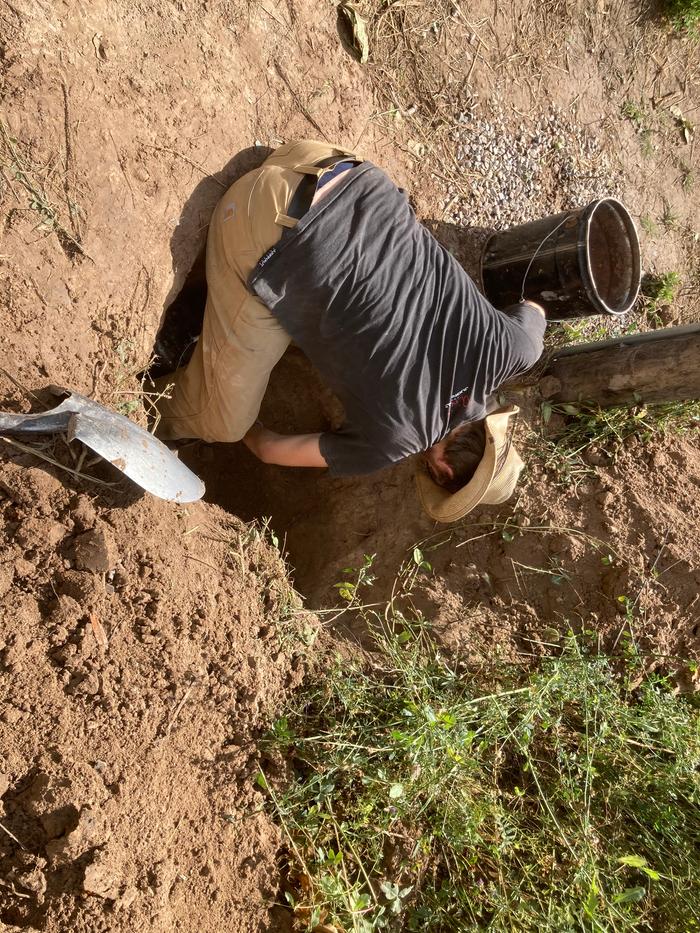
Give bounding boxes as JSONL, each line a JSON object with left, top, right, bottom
{"left": 160, "top": 220, "right": 486, "bottom": 604}
{"left": 176, "top": 348, "right": 427, "bottom": 604}
{"left": 151, "top": 264, "right": 378, "bottom": 602}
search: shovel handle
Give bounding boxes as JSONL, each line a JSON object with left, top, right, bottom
{"left": 0, "top": 410, "right": 74, "bottom": 436}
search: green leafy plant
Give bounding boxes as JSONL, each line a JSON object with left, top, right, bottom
{"left": 640, "top": 129, "right": 655, "bottom": 158}
{"left": 0, "top": 118, "right": 88, "bottom": 259}
{"left": 642, "top": 270, "right": 681, "bottom": 309}
{"left": 260, "top": 625, "right": 700, "bottom": 931}
{"left": 680, "top": 162, "right": 695, "bottom": 191}
{"left": 665, "top": 0, "right": 700, "bottom": 32}
{"left": 534, "top": 397, "right": 699, "bottom": 487}
{"left": 640, "top": 270, "right": 680, "bottom": 327}
{"left": 334, "top": 553, "right": 377, "bottom": 603}
{"left": 621, "top": 99, "right": 646, "bottom": 127}
{"left": 640, "top": 214, "right": 658, "bottom": 236}
{"left": 660, "top": 202, "right": 679, "bottom": 230}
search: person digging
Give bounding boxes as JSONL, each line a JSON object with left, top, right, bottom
{"left": 152, "top": 140, "right": 546, "bottom": 523}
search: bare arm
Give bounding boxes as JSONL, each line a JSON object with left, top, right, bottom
{"left": 242, "top": 422, "right": 328, "bottom": 468}
{"left": 523, "top": 300, "right": 546, "bottom": 318}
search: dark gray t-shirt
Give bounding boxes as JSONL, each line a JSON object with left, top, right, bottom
{"left": 249, "top": 163, "right": 545, "bottom": 476}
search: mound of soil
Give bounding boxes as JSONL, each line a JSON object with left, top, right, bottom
{"left": 0, "top": 454, "right": 309, "bottom": 932}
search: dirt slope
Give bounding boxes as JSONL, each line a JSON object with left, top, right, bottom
{"left": 0, "top": 0, "right": 402, "bottom": 400}
{"left": 0, "top": 453, "right": 311, "bottom": 931}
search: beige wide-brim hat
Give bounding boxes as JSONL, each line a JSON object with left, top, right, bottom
{"left": 416, "top": 404, "right": 524, "bottom": 524}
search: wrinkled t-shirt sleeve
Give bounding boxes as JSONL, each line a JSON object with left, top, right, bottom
{"left": 500, "top": 302, "right": 546, "bottom": 378}
{"left": 319, "top": 427, "right": 397, "bottom": 477}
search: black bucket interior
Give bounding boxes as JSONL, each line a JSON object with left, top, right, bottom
{"left": 585, "top": 199, "right": 640, "bottom": 314}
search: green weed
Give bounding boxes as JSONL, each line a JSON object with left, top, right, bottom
{"left": 261, "top": 626, "right": 700, "bottom": 931}
{"left": 665, "top": 0, "right": 700, "bottom": 32}
{"left": 0, "top": 118, "right": 88, "bottom": 259}
{"left": 640, "top": 130, "right": 655, "bottom": 159}
{"left": 640, "top": 270, "right": 681, "bottom": 325}
{"left": 533, "top": 398, "right": 699, "bottom": 487}
{"left": 660, "top": 202, "right": 679, "bottom": 230}
{"left": 546, "top": 319, "right": 613, "bottom": 352}
{"left": 680, "top": 163, "right": 695, "bottom": 191}
{"left": 620, "top": 101, "right": 655, "bottom": 156}
{"left": 641, "top": 270, "right": 681, "bottom": 308}
{"left": 552, "top": 398, "right": 698, "bottom": 444}
{"left": 334, "top": 554, "right": 378, "bottom": 605}
{"left": 640, "top": 215, "right": 658, "bottom": 236}
{"left": 621, "top": 100, "right": 646, "bottom": 127}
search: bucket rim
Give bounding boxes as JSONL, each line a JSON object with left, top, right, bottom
{"left": 578, "top": 197, "right": 641, "bottom": 316}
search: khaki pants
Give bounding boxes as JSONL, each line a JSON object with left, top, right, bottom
{"left": 155, "top": 139, "right": 360, "bottom": 442}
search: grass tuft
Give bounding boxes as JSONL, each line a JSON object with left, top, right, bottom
{"left": 534, "top": 398, "right": 700, "bottom": 486}
{"left": 640, "top": 270, "right": 681, "bottom": 326}
{"left": 261, "top": 624, "right": 700, "bottom": 931}
{"left": 641, "top": 270, "right": 681, "bottom": 308}
{"left": 0, "top": 118, "right": 89, "bottom": 260}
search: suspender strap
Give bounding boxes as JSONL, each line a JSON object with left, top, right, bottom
{"left": 283, "top": 154, "right": 358, "bottom": 224}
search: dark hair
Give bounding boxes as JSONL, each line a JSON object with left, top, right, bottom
{"left": 441, "top": 420, "right": 486, "bottom": 493}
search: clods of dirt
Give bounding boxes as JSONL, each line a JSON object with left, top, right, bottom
{"left": 0, "top": 458, "right": 312, "bottom": 932}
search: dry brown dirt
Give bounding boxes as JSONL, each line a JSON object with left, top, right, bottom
{"left": 0, "top": 458, "right": 310, "bottom": 931}
{"left": 1, "top": 0, "right": 699, "bottom": 930}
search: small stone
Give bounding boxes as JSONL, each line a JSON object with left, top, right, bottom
{"left": 46, "top": 806, "right": 108, "bottom": 861}
{"left": 464, "top": 563, "right": 481, "bottom": 586}
{"left": 0, "top": 563, "right": 13, "bottom": 598}
{"left": 55, "top": 570, "right": 100, "bottom": 602}
{"left": 597, "top": 491, "right": 614, "bottom": 509}
{"left": 73, "top": 527, "right": 117, "bottom": 574}
{"left": 584, "top": 447, "right": 609, "bottom": 467}
{"left": 71, "top": 495, "right": 97, "bottom": 530}
{"left": 114, "top": 884, "right": 137, "bottom": 912}
{"left": 14, "top": 558, "right": 36, "bottom": 579}
{"left": 14, "top": 863, "right": 47, "bottom": 903}
{"left": 75, "top": 672, "right": 100, "bottom": 696}
{"left": 46, "top": 522, "right": 69, "bottom": 546}
{"left": 83, "top": 861, "right": 121, "bottom": 900}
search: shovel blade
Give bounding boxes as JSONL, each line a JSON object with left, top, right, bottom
{"left": 61, "top": 389, "right": 205, "bottom": 503}
{"left": 0, "top": 388, "right": 205, "bottom": 503}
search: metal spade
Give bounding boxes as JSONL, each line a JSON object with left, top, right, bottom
{"left": 0, "top": 386, "right": 205, "bottom": 503}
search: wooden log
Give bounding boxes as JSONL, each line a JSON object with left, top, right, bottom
{"left": 538, "top": 324, "right": 700, "bottom": 407}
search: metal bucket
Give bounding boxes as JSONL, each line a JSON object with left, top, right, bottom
{"left": 480, "top": 198, "right": 641, "bottom": 321}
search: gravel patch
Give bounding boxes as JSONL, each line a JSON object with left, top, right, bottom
{"left": 442, "top": 101, "right": 624, "bottom": 229}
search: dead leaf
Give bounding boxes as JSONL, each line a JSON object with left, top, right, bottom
{"left": 670, "top": 105, "right": 694, "bottom": 144}
{"left": 407, "top": 139, "right": 427, "bottom": 159}
{"left": 89, "top": 613, "right": 109, "bottom": 651}
{"left": 338, "top": 1, "right": 369, "bottom": 64}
